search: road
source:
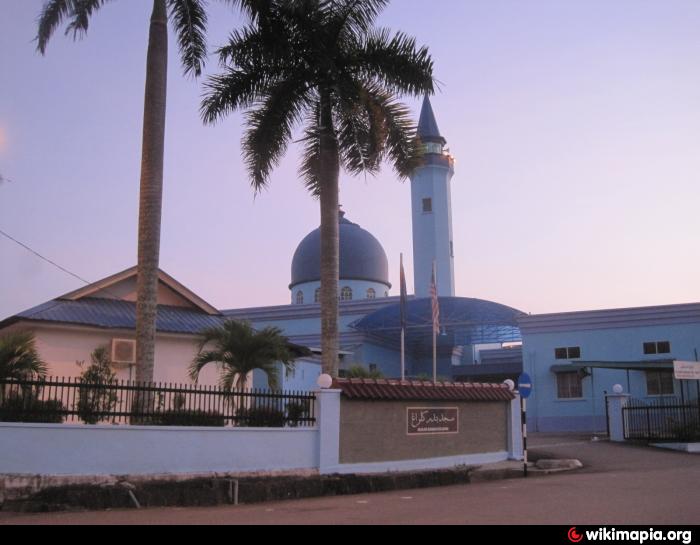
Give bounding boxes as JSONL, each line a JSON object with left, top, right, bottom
{"left": 2, "top": 435, "right": 699, "bottom": 525}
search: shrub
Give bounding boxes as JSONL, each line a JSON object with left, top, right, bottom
{"left": 237, "top": 406, "right": 287, "bottom": 427}
{"left": 153, "top": 410, "right": 226, "bottom": 427}
{"left": 76, "top": 347, "right": 119, "bottom": 424}
{"left": 286, "top": 400, "right": 312, "bottom": 427}
{"left": 0, "top": 393, "right": 64, "bottom": 423}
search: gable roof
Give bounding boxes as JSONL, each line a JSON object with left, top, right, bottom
{"left": 58, "top": 266, "right": 219, "bottom": 315}
{"left": 0, "top": 297, "right": 224, "bottom": 335}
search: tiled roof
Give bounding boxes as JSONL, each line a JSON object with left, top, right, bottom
{"left": 333, "top": 378, "right": 516, "bottom": 402}
{"left": 2, "top": 297, "right": 224, "bottom": 335}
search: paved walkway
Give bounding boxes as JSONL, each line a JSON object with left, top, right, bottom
{"left": 2, "top": 435, "right": 699, "bottom": 525}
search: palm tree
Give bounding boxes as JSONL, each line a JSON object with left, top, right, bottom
{"left": 201, "top": 0, "right": 434, "bottom": 378}
{"left": 0, "top": 332, "right": 48, "bottom": 381}
{"left": 35, "top": 0, "right": 247, "bottom": 383}
{"left": 189, "top": 319, "right": 303, "bottom": 392}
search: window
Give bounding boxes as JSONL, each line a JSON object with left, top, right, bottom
{"left": 366, "top": 288, "right": 376, "bottom": 299}
{"left": 555, "top": 347, "right": 581, "bottom": 359}
{"left": 340, "top": 286, "right": 353, "bottom": 301}
{"left": 422, "top": 198, "right": 432, "bottom": 213}
{"left": 369, "top": 364, "right": 377, "bottom": 373}
{"left": 646, "top": 371, "right": 674, "bottom": 396}
{"left": 295, "top": 291, "right": 304, "bottom": 305}
{"left": 314, "top": 288, "right": 320, "bottom": 303}
{"left": 557, "top": 372, "right": 583, "bottom": 399}
{"left": 643, "top": 341, "right": 671, "bottom": 355}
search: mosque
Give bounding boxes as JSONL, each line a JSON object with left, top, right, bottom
{"left": 2, "top": 97, "right": 699, "bottom": 433}
{"left": 226, "top": 95, "right": 525, "bottom": 388}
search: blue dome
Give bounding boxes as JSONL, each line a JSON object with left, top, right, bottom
{"left": 290, "top": 212, "right": 390, "bottom": 289}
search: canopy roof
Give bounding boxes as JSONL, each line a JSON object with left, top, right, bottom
{"left": 351, "top": 296, "right": 525, "bottom": 347}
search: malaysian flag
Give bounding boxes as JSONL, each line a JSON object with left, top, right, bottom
{"left": 430, "top": 261, "right": 440, "bottom": 335}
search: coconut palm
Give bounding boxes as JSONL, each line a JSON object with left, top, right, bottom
{"left": 201, "top": 0, "right": 434, "bottom": 377}
{"left": 35, "top": 0, "right": 250, "bottom": 383}
{"left": 189, "top": 319, "right": 303, "bottom": 392}
{"left": 0, "top": 332, "right": 48, "bottom": 381}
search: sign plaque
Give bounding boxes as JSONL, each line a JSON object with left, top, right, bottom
{"left": 407, "top": 407, "right": 459, "bottom": 435}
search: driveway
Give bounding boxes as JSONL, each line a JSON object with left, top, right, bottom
{"left": 2, "top": 434, "right": 699, "bottom": 525}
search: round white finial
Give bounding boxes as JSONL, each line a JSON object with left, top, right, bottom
{"left": 317, "top": 374, "right": 333, "bottom": 389}
{"left": 612, "top": 384, "right": 624, "bottom": 394}
{"left": 503, "top": 379, "right": 515, "bottom": 391}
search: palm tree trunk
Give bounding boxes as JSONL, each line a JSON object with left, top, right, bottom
{"left": 135, "top": 0, "right": 168, "bottom": 385}
{"left": 318, "top": 91, "right": 340, "bottom": 378}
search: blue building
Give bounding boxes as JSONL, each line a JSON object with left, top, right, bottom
{"left": 519, "top": 304, "right": 700, "bottom": 433}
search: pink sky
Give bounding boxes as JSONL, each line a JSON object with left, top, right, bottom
{"left": 1, "top": 0, "right": 699, "bottom": 319}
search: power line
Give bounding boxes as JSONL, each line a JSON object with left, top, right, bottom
{"left": 0, "top": 228, "right": 93, "bottom": 286}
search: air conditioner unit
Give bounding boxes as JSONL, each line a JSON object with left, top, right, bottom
{"left": 111, "top": 338, "right": 136, "bottom": 365}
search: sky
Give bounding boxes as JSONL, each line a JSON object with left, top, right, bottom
{"left": 1, "top": 0, "right": 700, "bottom": 320}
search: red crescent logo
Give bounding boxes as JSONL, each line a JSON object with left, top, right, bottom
{"left": 568, "top": 527, "right": 584, "bottom": 543}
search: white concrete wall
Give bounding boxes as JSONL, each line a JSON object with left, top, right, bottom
{"left": 0, "top": 423, "right": 319, "bottom": 475}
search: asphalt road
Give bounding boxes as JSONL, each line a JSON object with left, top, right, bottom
{"left": 2, "top": 435, "right": 700, "bottom": 525}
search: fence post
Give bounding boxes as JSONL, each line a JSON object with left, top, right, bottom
{"left": 607, "top": 392, "right": 631, "bottom": 442}
{"left": 317, "top": 388, "right": 341, "bottom": 475}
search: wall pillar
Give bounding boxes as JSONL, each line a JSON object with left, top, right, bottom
{"left": 317, "top": 389, "right": 341, "bottom": 474}
{"left": 606, "top": 393, "right": 631, "bottom": 442}
{"left": 507, "top": 393, "right": 523, "bottom": 460}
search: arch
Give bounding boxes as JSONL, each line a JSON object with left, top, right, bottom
{"left": 340, "top": 286, "right": 353, "bottom": 301}
{"left": 366, "top": 288, "right": 376, "bottom": 299}
{"left": 295, "top": 291, "right": 304, "bottom": 305}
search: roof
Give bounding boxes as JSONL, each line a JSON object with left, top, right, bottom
{"left": 2, "top": 297, "right": 224, "bottom": 335}
{"left": 518, "top": 302, "right": 700, "bottom": 334}
{"left": 417, "top": 95, "right": 446, "bottom": 145}
{"left": 59, "top": 266, "right": 220, "bottom": 315}
{"left": 350, "top": 296, "right": 524, "bottom": 346}
{"left": 290, "top": 211, "right": 390, "bottom": 289}
{"left": 550, "top": 360, "right": 675, "bottom": 373}
{"left": 333, "top": 378, "right": 516, "bottom": 402}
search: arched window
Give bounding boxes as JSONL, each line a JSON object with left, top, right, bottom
{"left": 314, "top": 288, "right": 321, "bottom": 303}
{"left": 295, "top": 291, "right": 304, "bottom": 305}
{"left": 340, "top": 286, "right": 353, "bottom": 301}
{"left": 366, "top": 288, "right": 376, "bottom": 299}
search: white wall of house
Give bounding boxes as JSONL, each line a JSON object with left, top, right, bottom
{"left": 3, "top": 322, "right": 220, "bottom": 386}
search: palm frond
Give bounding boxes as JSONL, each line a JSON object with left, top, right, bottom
{"left": 361, "top": 85, "right": 422, "bottom": 178}
{"left": 64, "top": 0, "right": 111, "bottom": 40}
{"left": 353, "top": 28, "right": 434, "bottom": 96}
{"left": 242, "top": 78, "right": 310, "bottom": 192}
{"left": 191, "top": 319, "right": 300, "bottom": 392}
{"left": 328, "top": 0, "right": 389, "bottom": 38}
{"left": 36, "top": 0, "right": 75, "bottom": 53}
{"left": 0, "top": 331, "right": 48, "bottom": 380}
{"left": 168, "top": 0, "right": 208, "bottom": 77}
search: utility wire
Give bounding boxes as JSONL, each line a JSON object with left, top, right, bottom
{"left": 0, "top": 228, "right": 93, "bottom": 285}
{"left": 0, "top": 227, "right": 132, "bottom": 305}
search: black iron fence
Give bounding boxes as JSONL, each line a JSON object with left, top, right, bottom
{"left": 623, "top": 397, "right": 700, "bottom": 442}
{"left": 0, "top": 377, "right": 316, "bottom": 428}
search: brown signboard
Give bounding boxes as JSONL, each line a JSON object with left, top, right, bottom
{"left": 406, "top": 407, "right": 459, "bottom": 436}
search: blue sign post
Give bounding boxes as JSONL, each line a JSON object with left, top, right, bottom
{"left": 517, "top": 373, "right": 533, "bottom": 477}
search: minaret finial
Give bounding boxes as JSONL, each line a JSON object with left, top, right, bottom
{"left": 417, "top": 95, "right": 446, "bottom": 145}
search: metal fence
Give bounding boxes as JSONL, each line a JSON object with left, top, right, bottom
{"left": 0, "top": 377, "right": 316, "bottom": 428}
{"left": 623, "top": 397, "right": 700, "bottom": 442}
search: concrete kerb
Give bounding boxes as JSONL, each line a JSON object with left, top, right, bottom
{"left": 0, "top": 458, "right": 583, "bottom": 513}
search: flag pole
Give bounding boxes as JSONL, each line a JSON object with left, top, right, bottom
{"left": 432, "top": 260, "right": 437, "bottom": 383}
{"left": 399, "top": 253, "right": 407, "bottom": 381}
